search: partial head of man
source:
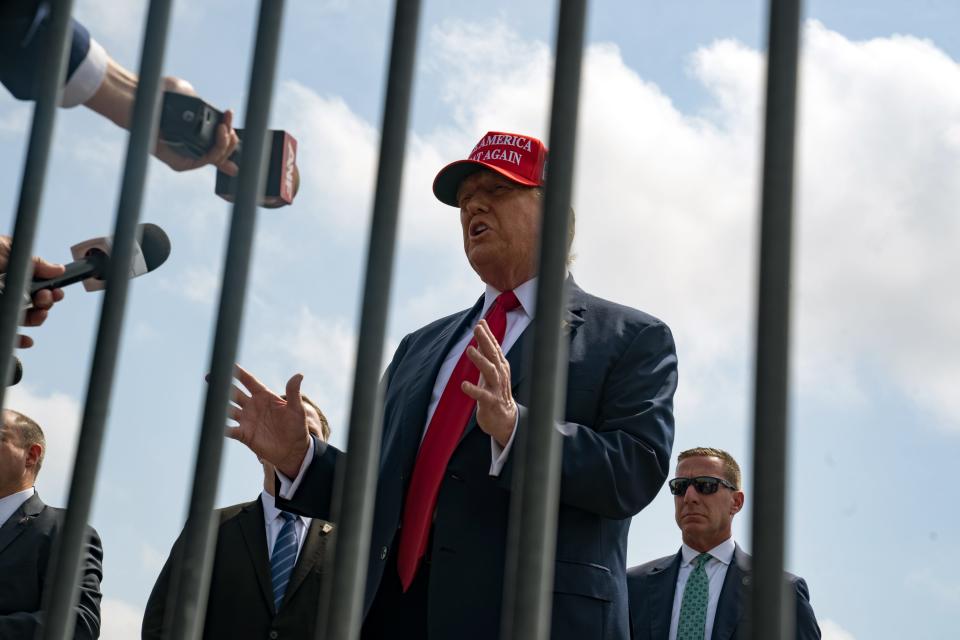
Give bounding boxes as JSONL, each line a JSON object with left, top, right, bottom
{"left": 261, "top": 394, "right": 330, "bottom": 494}
{"left": 433, "top": 131, "right": 552, "bottom": 292}
{"left": 0, "top": 409, "right": 45, "bottom": 499}
{"left": 670, "top": 447, "right": 744, "bottom": 553}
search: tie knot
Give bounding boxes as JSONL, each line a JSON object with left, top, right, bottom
{"left": 279, "top": 511, "right": 296, "bottom": 523}
{"left": 694, "top": 552, "right": 712, "bottom": 570}
{"left": 494, "top": 290, "right": 521, "bottom": 313}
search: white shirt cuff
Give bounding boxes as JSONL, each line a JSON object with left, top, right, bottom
{"left": 488, "top": 412, "right": 520, "bottom": 476}
{"left": 61, "top": 38, "right": 107, "bottom": 107}
{"left": 277, "top": 437, "right": 315, "bottom": 499}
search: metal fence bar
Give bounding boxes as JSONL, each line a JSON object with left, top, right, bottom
{"left": 40, "top": 0, "right": 177, "bottom": 637}
{"left": 501, "top": 1, "right": 588, "bottom": 638}
{"left": 0, "top": 0, "right": 75, "bottom": 415}
{"left": 317, "top": 1, "right": 421, "bottom": 638}
{"left": 164, "top": 2, "right": 286, "bottom": 638}
{"left": 750, "top": 0, "right": 802, "bottom": 639}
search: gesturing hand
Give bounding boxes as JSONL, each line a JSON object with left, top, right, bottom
{"left": 225, "top": 364, "right": 311, "bottom": 478}
{"left": 462, "top": 319, "right": 517, "bottom": 447}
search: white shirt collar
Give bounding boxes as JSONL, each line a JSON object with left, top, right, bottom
{"left": 680, "top": 537, "right": 736, "bottom": 567}
{"left": 260, "top": 490, "right": 307, "bottom": 526}
{"left": 0, "top": 486, "right": 36, "bottom": 527}
{"left": 482, "top": 277, "right": 538, "bottom": 319}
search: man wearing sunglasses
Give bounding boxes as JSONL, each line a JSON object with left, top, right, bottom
{"left": 626, "top": 447, "right": 821, "bottom": 640}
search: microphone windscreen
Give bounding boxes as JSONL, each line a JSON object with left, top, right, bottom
{"left": 137, "top": 223, "right": 171, "bottom": 272}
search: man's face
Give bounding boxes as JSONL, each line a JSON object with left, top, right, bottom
{"left": 457, "top": 170, "right": 542, "bottom": 290}
{"left": 673, "top": 456, "right": 744, "bottom": 552}
{"left": 0, "top": 422, "right": 32, "bottom": 497}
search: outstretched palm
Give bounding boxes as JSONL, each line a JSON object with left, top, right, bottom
{"left": 227, "top": 365, "right": 310, "bottom": 478}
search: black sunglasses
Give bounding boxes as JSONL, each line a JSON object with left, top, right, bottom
{"left": 668, "top": 476, "right": 737, "bottom": 496}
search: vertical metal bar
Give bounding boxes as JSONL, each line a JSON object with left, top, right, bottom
{"left": 39, "top": 1, "right": 176, "bottom": 638}
{"left": 501, "top": 1, "right": 588, "bottom": 639}
{"left": 164, "top": 2, "right": 286, "bottom": 639}
{"left": 316, "top": 2, "right": 421, "bottom": 638}
{"left": 0, "top": 0, "right": 75, "bottom": 414}
{"left": 750, "top": 1, "right": 802, "bottom": 640}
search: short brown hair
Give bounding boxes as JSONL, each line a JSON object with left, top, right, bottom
{"left": 677, "top": 447, "right": 741, "bottom": 489}
{"left": 2, "top": 409, "right": 46, "bottom": 475}
{"left": 281, "top": 393, "right": 331, "bottom": 442}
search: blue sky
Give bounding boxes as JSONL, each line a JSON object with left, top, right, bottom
{"left": 2, "top": 1, "right": 958, "bottom": 638}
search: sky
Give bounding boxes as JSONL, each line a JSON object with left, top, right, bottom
{"left": 1, "top": 1, "right": 958, "bottom": 638}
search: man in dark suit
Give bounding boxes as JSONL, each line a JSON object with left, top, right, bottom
{"left": 0, "top": 409, "right": 103, "bottom": 639}
{"left": 141, "top": 395, "right": 335, "bottom": 640}
{"left": 227, "top": 130, "right": 678, "bottom": 639}
{"left": 626, "top": 447, "right": 820, "bottom": 640}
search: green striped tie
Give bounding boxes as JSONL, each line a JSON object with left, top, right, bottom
{"left": 677, "top": 552, "right": 712, "bottom": 640}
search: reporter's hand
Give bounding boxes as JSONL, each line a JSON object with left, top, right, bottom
{"left": 0, "top": 236, "right": 66, "bottom": 347}
{"left": 153, "top": 77, "right": 240, "bottom": 176}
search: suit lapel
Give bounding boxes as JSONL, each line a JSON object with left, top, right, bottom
{"left": 712, "top": 545, "right": 751, "bottom": 640}
{"left": 459, "top": 278, "right": 587, "bottom": 442}
{"left": 282, "top": 518, "right": 333, "bottom": 608}
{"left": 237, "top": 499, "right": 275, "bottom": 613}
{"left": 402, "top": 296, "right": 484, "bottom": 456}
{"left": 0, "top": 493, "right": 44, "bottom": 555}
{"left": 648, "top": 552, "right": 681, "bottom": 640}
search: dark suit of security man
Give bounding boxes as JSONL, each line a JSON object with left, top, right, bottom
{"left": 0, "top": 409, "right": 102, "bottom": 639}
{"left": 142, "top": 397, "right": 334, "bottom": 640}
{"left": 228, "top": 130, "right": 678, "bottom": 639}
{"left": 627, "top": 448, "right": 820, "bottom": 640}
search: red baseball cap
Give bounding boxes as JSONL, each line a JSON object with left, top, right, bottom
{"left": 432, "top": 130, "right": 548, "bottom": 207}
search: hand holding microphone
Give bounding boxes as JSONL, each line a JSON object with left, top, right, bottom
{"left": 159, "top": 92, "right": 300, "bottom": 208}
{"left": 0, "top": 223, "right": 171, "bottom": 349}
{"left": 0, "top": 235, "right": 66, "bottom": 347}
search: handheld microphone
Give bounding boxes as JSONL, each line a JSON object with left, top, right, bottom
{"left": 26, "top": 222, "right": 171, "bottom": 295}
{"left": 159, "top": 92, "right": 300, "bottom": 208}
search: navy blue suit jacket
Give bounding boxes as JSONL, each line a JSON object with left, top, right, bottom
{"left": 279, "top": 278, "right": 678, "bottom": 639}
{"left": 0, "top": 493, "right": 103, "bottom": 639}
{"left": 626, "top": 545, "right": 821, "bottom": 640}
{"left": 0, "top": 0, "right": 93, "bottom": 101}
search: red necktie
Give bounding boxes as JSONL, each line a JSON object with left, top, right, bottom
{"left": 396, "top": 290, "right": 521, "bottom": 591}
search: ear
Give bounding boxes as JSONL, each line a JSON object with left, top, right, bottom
{"left": 730, "top": 490, "right": 745, "bottom": 515}
{"left": 25, "top": 444, "right": 42, "bottom": 471}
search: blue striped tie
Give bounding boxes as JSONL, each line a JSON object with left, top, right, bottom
{"left": 271, "top": 511, "right": 299, "bottom": 611}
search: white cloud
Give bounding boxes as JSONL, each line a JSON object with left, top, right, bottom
{"left": 906, "top": 567, "right": 960, "bottom": 606}
{"left": 100, "top": 597, "right": 145, "bottom": 640}
{"left": 264, "top": 19, "right": 960, "bottom": 436}
{"left": 140, "top": 541, "right": 166, "bottom": 575}
{"left": 0, "top": 104, "right": 31, "bottom": 136}
{"left": 821, "top": 619, "right": 857, "bottom": 640}
{"left": 6, "top": 385, "right": 82, "bottom": 507}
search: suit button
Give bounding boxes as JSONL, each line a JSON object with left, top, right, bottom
{"left": 380, "top": 546, "right": 388, "bottom": 560}
{"left": 269, "top": 632, "right": 279, "bottom": 639}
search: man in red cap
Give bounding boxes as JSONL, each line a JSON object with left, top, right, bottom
{"left": 228, "top": 131, "right": 678, "bottom": 639}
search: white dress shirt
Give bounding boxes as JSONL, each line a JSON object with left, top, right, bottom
{"left": 280, "top": 278, "right": 538, "bottom": 497}
{"left": 0, "top": 487, "right": 35, "bottom": 528}
{"left": 261, "top": 491, "right": 311, "bottom": 560}
{"left": 668, "top": 537, "right": 736, "bottom": 640}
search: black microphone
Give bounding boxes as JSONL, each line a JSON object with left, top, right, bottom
{"left": 29, "top": 223, "right": 171, "bottom": 294}
{"left": 5, "top": 356, "right": 22, "bottom": 386}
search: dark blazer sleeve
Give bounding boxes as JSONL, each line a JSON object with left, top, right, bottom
{"left": 0, "top": 1, "right": 95, "bottom": 101}
{"left": 502, "top": 318, "right": 678, "bottom": 520}
{"left": 0, "top": 525, "right": 102, "bottom": 640}
{"left": 793, "top": 577, "right": 822, "bottom": 640}
{"left": 142, "top": 531, "right": 184, "bottom": 640}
